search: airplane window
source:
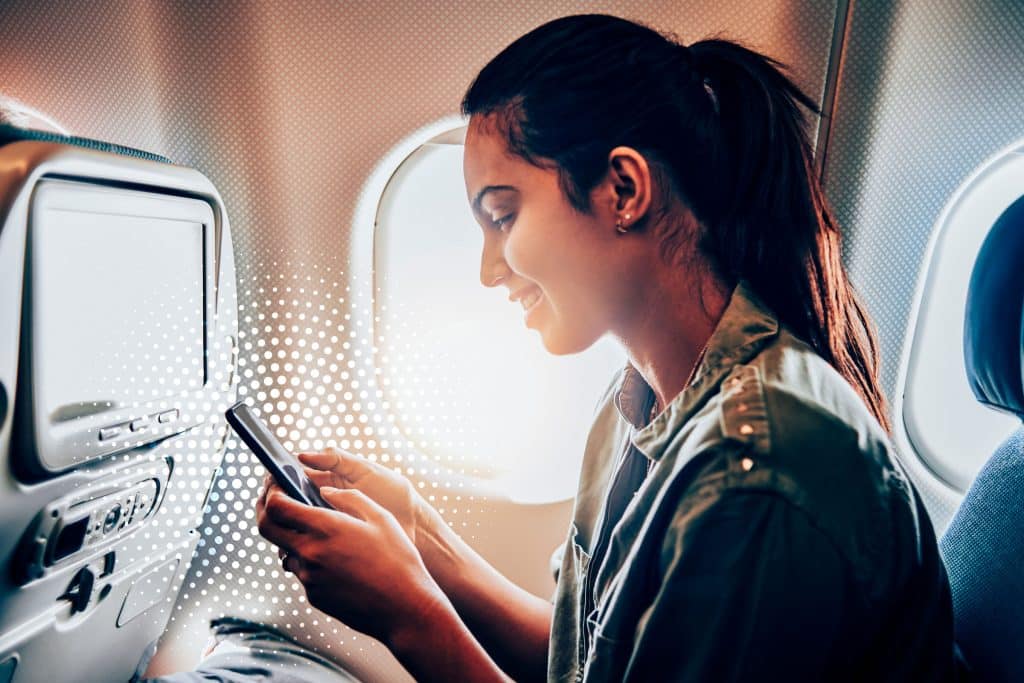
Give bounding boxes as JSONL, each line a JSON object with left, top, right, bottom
{"left": 368, "top": 123, "right": 625, "bottom": 503}
{"left": 899, "top": 141, "right": 1024, "bottom": 492}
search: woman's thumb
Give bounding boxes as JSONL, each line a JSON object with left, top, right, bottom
{"left": 319, "top": 486, "right": 373, "bottom": 521}
{"left": 298, "top": 448, "right": 369, "bottom": 479}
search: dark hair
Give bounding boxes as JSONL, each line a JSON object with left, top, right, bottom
{"left": 462, "top": 14, "right": 891, "bottom": 433}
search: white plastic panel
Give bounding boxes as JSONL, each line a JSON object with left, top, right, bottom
{"left": 374, "top": 135, "right": 625, "bottom": 504}
{"left": 901, "top": 144, "right": 1024, "bottom": 492}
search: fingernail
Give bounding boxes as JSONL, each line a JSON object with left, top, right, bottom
{"left": 320, "top": 486, "right": 339, "bottom": 494}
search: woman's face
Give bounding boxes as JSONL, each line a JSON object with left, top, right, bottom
{"left": 463, "top": 115, "right": 646, "bottom": 355}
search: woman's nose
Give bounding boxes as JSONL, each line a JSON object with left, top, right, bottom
{"left": 479, "top": 234, "right": 511, "bottom": 288}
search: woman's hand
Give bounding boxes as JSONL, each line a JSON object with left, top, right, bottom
{"left": 287, "top": 449, "right": 550, "bottom": 682}
{"left": 297, "top": 448, "right": 442, "bottom": 549}
{"left": 255, "top": 476, "right": 511, "bottom": 682}
{"left": 255, "top": 474, "right": 445, "bottom": 646}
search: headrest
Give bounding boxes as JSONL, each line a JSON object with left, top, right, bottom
{"left": 963, "top": 194, "right": 1024, "bottom": 418}
{"left": 0, "top": 123, "right": 170, "bottom": 163}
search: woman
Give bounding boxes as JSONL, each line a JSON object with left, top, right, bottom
{"left": 256, "top": 14, "right": 960, "bottom": 682}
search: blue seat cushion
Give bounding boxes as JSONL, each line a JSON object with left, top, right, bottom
{"left": 940, "top": 426, "right": 1024, "bottom": 681}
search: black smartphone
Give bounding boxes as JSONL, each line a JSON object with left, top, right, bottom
{"left": 225, "top": 400, "right": 330, "bottom": 508}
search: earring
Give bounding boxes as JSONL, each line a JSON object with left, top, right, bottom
{"left": 616, "top": 213, "right": 632, "bottom": 234}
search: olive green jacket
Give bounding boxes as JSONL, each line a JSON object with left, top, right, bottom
{"left": 548, "top": 281, "right": 958, "bottom": 682}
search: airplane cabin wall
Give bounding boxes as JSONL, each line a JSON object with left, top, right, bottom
{"left": 822, "top": 0, "right": 1024, "bottom": 531}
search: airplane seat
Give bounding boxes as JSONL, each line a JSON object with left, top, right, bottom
{"left": 0, "top": 122, "right": 238, "bottom": 682}
{"left": 939, "top": 195, "right": 1024, "bottom": 682}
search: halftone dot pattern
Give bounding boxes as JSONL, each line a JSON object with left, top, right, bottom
{"left": 0, "top": 2, "right": 842, "bottom": 680}
{"left": 160, "top": 266, "right": 494, "bottom": 681}
{"left": 823, "top": 0, "right": 1024, "bottom": 530}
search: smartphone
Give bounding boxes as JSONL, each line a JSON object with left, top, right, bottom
{"left": 225, "top": 400, "right": 330, "bottom": 508}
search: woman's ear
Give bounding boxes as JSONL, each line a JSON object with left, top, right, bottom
{"left": 606, "top": 146, "right": 652, "bottom": 232}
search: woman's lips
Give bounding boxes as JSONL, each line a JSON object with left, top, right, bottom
{"left": 521, "top": 288, "right": 542, "bottom": 311}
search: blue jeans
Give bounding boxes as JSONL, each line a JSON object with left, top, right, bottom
{"left": 142, "top": 618, "right": 360, "bottom": 683}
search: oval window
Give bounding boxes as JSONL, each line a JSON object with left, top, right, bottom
{"left": 900, "top": 142, "right": 1024, "bottom": 492}
{"left": 370, "top": 123, "right": 625, "bottom": 503}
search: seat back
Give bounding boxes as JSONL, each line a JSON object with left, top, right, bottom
{"left": 0, "top": 124, "right": 238, "bottom": 683}
{"left": 939, "top": 195, "right": 1024, "bottom": 681}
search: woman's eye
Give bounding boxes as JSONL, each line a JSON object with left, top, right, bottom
{"left": 493, "top": 214, "right": 515, "bottom": 232}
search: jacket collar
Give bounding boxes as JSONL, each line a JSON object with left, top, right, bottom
{"left": 614, "top": 280, "right": 780, "bottom": 461}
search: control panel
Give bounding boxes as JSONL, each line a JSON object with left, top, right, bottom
{"left": 52, "top": 479, "right": 159, "bottom": 562}
{"left": 16, "top": 458, "right": 171, "bottom": 583}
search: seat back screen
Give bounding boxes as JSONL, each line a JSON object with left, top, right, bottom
{"left": 33, "top": 205, "right": 206, "bottom": 423}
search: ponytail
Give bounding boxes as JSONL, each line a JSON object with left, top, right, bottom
{"left": 463, "top": 16, "right": 892, "bottom": 433}
{"left": 687, "top": 40, "right": 891, "bottom": 433}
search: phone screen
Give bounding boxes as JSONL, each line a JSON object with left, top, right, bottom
{"left": 225, "top": 401, "right": 330, "bottom": 508}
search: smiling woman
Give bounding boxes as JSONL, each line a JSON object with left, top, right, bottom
{"left": 247, "top": 13, "right": 962, "bottom": 683}
{"left": 143, "top": 12, "right": 964, "bottom": 683}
